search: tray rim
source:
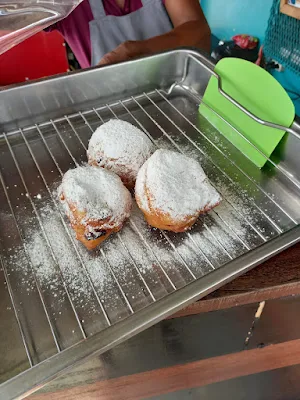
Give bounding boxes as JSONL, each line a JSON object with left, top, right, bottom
{"left": 1, "top": 47, "right": 299, "bottom": 133}
{"left": 1, "top": 226, "right": 300, "bottom": 399}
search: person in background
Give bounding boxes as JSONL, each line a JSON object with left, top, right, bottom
{"left": 48, "top": 0, "right": 210, "bottom": 68}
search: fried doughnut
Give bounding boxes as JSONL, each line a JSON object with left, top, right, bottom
{"left": 58, "top": 165, "right": 132, "bottom": 250}
{"left": 135, "top": 149, "right": 221, "bottom": 232}
{"left": 87, "top": 119, "right": 154, "bottom": 189}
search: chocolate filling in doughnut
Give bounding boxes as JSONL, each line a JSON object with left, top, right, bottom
{"left": 85, "top": 229, "right": 107, "bottom": 241}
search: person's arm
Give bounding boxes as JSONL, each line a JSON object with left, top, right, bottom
{"left": 99, "top": 0, "right": 210, "bottom": 65}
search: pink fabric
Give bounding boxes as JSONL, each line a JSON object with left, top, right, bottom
{"left": 49, "top": 0, "right": 153, "bottom": 68}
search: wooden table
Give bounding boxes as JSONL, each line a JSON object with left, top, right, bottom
{"left": 30, "top": 243, "right": 300, "bottom": 400}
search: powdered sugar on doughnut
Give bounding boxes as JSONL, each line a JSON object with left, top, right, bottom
{"left": 135, "top": 149, "right": 221, "bottom": 220}
{"left": 87, "top": 119, "right": 154, "bottom": 185}
{"left": 58, "top": 165, "right": 132, "bottom": 229}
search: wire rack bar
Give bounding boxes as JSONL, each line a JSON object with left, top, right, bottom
{"left": 204, "top": 223, "right": 233, "bottom": 260}
{"left": 212, "top": 211, "right": 251, "bottom": 251}
{"left": 3, "top": 133, "right": 87, "bottom": 340}
{"left": 128, "top": 219, "right": 177, "bottom": 291}
{"left": 116, "top": 233, "right": 156, "bottom": 302}
{"left": 158, "top": 230, "right": 197, "bottom": 280}
{"left": 99, "top": 249, "right": 134, "bottom": 314}
{"left": 186, "top": 232, "right": 215, "bottom": 271}
{"left": 50, "top": 121, "right": 79, "bottom": 167}
{"left": 0, "top": 252, "right": 33, "bottom": 367}
{"left": 64, "top": 115, "right": 87, "bottom": 150}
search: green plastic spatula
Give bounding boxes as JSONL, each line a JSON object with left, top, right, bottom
{"left": 199, "top": 58, "right": 295, "bottom": 168}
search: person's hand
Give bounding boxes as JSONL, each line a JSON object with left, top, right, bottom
{"left": 98, "top": 40, "right": 145, "bottom": 66}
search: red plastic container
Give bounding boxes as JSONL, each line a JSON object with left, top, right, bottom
{"left": 0, "top": 31, "right": 69, "bottom": 86}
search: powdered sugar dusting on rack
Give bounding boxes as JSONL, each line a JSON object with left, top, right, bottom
{"left": 6, "top": 183, "right": 254, "bottom": 306}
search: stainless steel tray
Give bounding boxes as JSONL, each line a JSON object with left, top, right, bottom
{"left": 0, "top": 49, "right": 300, "bottom": 399}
